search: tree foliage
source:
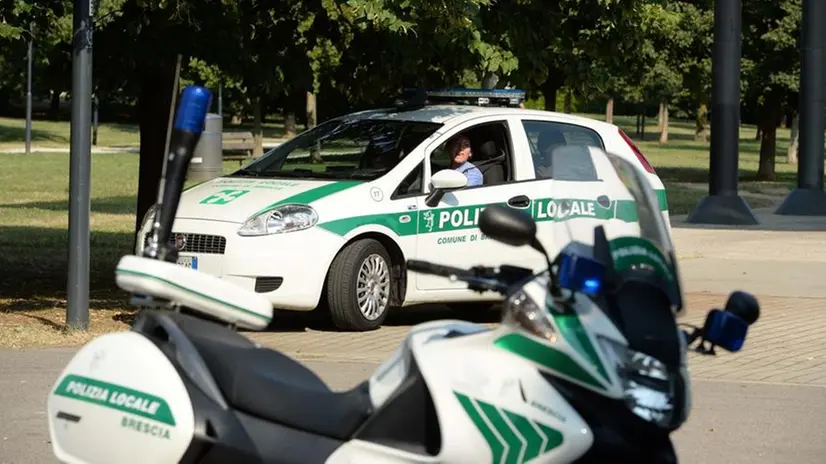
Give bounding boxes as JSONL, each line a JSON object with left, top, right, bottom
{"left": 0, "top": 0, "right": 811, "bottom": 212}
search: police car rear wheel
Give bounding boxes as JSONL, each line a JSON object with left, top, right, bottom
{"left": 327, "top": 239, "right": 392, "bottom": 331}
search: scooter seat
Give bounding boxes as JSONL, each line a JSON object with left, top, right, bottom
{"left": 167, "top": 312, "right": 373, "bottom": 440}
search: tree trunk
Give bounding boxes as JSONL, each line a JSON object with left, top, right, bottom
{"left": 605, "top": 98, "right": 614, "bottom": 124}
{"left": 756, "top": 99, "right": 781, "bottom": 181}
{"left": 306, "top": 91, "right": 322, "bottom": 163}
{"left": 134, "top": 64, "right": 176, "bottom": 243}
{"left": 563, "top": 90, "right": 572, "bottom": 114}
{"left": 285, "top": 111, "right": 296, "bottom": 138}
{"left": 481, "top": 72, "right": 499, "bottom": 89}
{"left": 640, "top": 109, "right": 646, "bottom": 141}
{"left": 695, "top": 88, "right": 709, "bottom": 141}
{"left": 49, "top": 90, "right": 61, "bottom": 120}
{"left": 542, "top": 85, "right": 558, "bottom": 112}
{"left": 787, "top": 113, "right": 800, "bottom": 164}
{"left": 657, "top": 102, "right": 664, "bottom": 132}
{"left": 659, "top": 103, "right": 669, "bottom": 144}
{"left": 755, "top": 127, "right": 762, "bottom": 141}
{"left": 252, "top": 96, "right": 264, "bottom": 158}
{"left": 636, "top": 114, "right": 642, "bottom": 137}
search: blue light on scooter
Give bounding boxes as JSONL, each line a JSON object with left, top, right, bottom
{"left": 174, "top": 85, "right": 212, "bottom": 134}
{"left": 582, "top": 278, "right": 601, "bottom": 294}
{"left": 558, "top": 252, "right": 605, "bottom": 296}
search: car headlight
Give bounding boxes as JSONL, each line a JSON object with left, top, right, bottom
{"left": 136, "top": 204, "right": 158, "bottom": 254}
{"left": 237, "top": 204, "right": 318, "bottom": 237}
{"left": 598, "top": 336, "right": 680, "bottom": 430}
{"left": 501, "top": 290, "right": 557, "bottom": 342}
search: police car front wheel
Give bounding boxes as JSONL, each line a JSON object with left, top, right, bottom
{"left": 326, "top": 239, "right": 393, "bottom": 331}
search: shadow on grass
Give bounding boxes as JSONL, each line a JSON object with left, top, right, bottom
{"left": 0, "top": 195, "right": 137, "bottom": 215}
{"left": 0, "top": 226, "right": 132, "bottom": 311}
{"left": 22, "top": 313, "right": 66, "bottom": 331}
{"left": 0, "top": 125, "right": 66, "bottom": 144}
{"left": 630, "top": 133, "right": 709, "bottom": 144}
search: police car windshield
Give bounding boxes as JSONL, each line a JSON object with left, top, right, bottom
{"left": 233, "top": 118, "right": 442, "bottom": 180}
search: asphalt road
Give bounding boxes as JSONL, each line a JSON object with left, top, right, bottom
{"left": 2, "top": 348, "right": 824, "bottom": 464}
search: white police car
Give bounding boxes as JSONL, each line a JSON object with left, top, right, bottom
{"left": 135, "top": 88, "right": 670, "bottom": 331}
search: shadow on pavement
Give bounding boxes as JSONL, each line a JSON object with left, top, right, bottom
{"left": 261, "top": 303, "right": 501, "bottom": 334}
{"left": 671, "top": 208, "right": 826, "bottom": 232}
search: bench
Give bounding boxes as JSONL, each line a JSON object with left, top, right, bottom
{"left": 222, "top": 131, "right": 255, "bottom": 163}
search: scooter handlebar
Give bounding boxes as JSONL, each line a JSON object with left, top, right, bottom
{"left": 406, "top": 259, "right": 510, "bottom": 294}
{"left": 406, "top": 259, "right": 471, "bottom": 279}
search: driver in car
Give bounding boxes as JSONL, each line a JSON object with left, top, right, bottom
{"left": 447, "top": 134, "right": 483, "bottom": 187}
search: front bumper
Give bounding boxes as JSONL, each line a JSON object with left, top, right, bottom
{"left": 138, "top": 219, "right": 342, "bottom": 311}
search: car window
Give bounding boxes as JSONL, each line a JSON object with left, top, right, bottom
{"left": 234, "top": 119, "right": 442, "bottom": 181}
{"left": 426, "top": 121, "right": 515, "bottom": 189}
{"left": 393, "top": 163, "right": 425, "bottom": 198}
{"left": 521, "top": 120, "right": 603, "bottom": 181}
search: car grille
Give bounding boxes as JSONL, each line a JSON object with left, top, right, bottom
{"left": 255, "top": 277, "right": 284, "bottom": 293}
{"left": 143, "top": 233, "right": 227, "bottom": 255}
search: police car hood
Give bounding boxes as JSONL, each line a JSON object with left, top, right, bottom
{"left": 176, "top": 177, "right": 363, "bottom": 223}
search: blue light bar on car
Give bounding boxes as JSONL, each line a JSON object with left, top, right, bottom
{"left": 400, "top": 87, "right": 526, "bottom": 108}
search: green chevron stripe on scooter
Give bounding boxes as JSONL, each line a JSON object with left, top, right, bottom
{"left": 455, "top": 392, "right": 564, "bottom": 463}
{"left": 494, "top": 333, "right": 608, "bottom": 392}
{"left": 547, "top": 302, "right": 611, "bottom": 384}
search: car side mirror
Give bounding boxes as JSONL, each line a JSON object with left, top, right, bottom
{"left": 425, "top": 169, "right": 468, "bottom": 207}
{"left": 479, "top": 204, "right": 537, "bottom": 247}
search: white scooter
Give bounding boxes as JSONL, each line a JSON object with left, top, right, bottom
{"left": 46, "top": 85, "right": 759, "bottom": 464}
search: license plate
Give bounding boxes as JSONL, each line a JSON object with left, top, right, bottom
{"left": 177, "top": 256, "right": 198, "bottom": 270}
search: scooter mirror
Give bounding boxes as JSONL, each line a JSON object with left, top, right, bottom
{"left": 724, "top": 291, "right": 760, "bottom": 326}
{"left": 479, "top": 204, "right": 537, "bottom": 247}
{"left": 702, "top": 308, "right": 749, "bottom": 352}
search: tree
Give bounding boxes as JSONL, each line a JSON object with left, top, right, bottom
{"left": 669, "top": 1, "right": 714, "bottom": 142}
{"left": 479, "top": 0, "right": 659, "bottom": 114}
{"left": 0, "top": 0, "right": 66, "bottom": 114}
{"left": 742, "top": 0, "right": 801, "bottom": 180}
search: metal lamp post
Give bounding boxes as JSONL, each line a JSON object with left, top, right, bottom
{"left": 25, "top": 23, "right": 34, "bottom": 155}
{"left": 66, "top": 0, "right": 94, "bottom": 329}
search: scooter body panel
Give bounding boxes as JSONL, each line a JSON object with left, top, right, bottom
{"left": 336, "top": 317, "right": 598, "bottom": 463}
{"left": 47, "top": 331, "right": 196, "bottom": 464}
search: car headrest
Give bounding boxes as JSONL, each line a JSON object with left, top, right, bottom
{"left": 538, "top": 130, "right": 566, "bottom": 153}
{"left": 478, "top": 140, "right": 499, "bottom": 159}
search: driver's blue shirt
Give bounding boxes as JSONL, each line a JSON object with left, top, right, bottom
{"left": 455, "top": 161, "right": 483, "bottom": 187}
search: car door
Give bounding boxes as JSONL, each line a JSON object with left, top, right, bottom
{"left": 518, "top": 119, "right": 615, "bottom": 256}
{"left": 413, "top": 116, "right": 541, "bottom": 293}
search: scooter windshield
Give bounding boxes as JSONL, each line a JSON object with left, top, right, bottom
{"left": 546, "top": 145, "right": 683, "bottom": 314}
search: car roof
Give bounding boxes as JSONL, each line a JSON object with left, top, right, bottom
{"left": 347, "top": 105, "right": 616, "bottom": 132}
